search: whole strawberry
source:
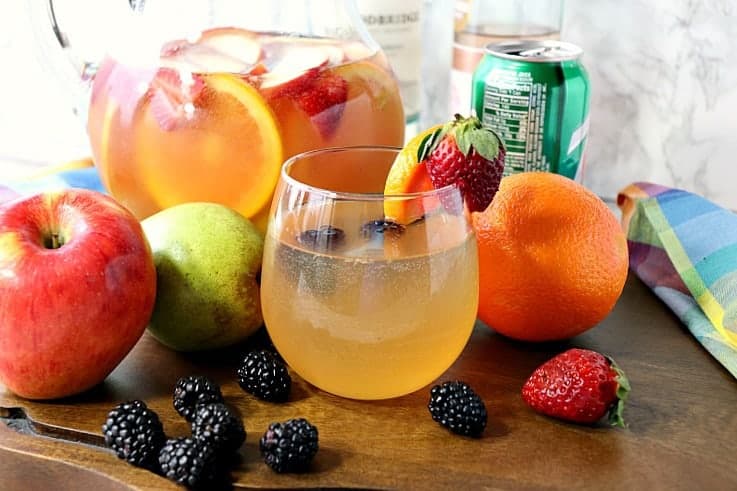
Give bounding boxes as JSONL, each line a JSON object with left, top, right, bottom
{"left": 521, "top": 348, "right": 630, "bottom": 427}
{"left": 420, "top": 114, "right": 505, "bottom": 213}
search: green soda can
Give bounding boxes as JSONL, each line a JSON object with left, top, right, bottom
{"left": 471, "top": 40, "right": 590, "bottom": 181}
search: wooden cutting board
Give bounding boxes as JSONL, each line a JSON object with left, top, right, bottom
{"left": 2, "top": 275, "right": 737, "bottom": 490}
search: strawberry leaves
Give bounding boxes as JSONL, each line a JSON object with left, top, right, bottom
{"left": 468, "top": 128, "right": 501, "bottom": 161}
{"left": 416, "top": 126, "right": 445, "bottom": 163}
{"left": 450, "top": 114, "right": 503, "bottom": 160}
{"left": 607, "top": 356, "right": 631, "bottom": 428}
{"left": 419, "top": 114, "right": 504, "bottom": 163}
{"left": 455, "top": 127, "right": 473, "bottom": 156}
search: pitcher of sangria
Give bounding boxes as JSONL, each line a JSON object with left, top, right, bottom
{"left": 30, "top": 0, "right": 405, "bottom": 230}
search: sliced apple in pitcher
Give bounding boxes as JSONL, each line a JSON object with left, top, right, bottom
{"left": 259, "top": 43, "right": 339, "bottom": 93}
{"left": 261, "top": 36, "right": 344, "bottom": 68}
{"left": 259, "top": 50, "right": 327, "bottom": 95}
{"left": 198, "top": 27, "right": 262, "bottom": 65}
{"left": 341, "top": 41, "right": 373, "bottom": 62}
{"left": 159, "top": 28, "right": 262, "bottom": 74}
{"left": 160, "top": 43, "right": 247, "bottom": 74}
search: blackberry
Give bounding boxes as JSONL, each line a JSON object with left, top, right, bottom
{"left": 237, "top": 350, "right": 291, "bottom": 402}
{"left": 191, "top": 403, "right": 246, "bottom": 454}
{"left": 297, "top": 225, "right": 345, "bottom": 251}
{"left": 101, "top": 400, "right": 166, "bottom": 470}
{"left": 159, "top": 437, "right": 218, "bottom": 489}
{"left": 360, "top": 219, "right": 405, "bottom": 238}
{"left": 259, "top": 418, "right": 319, "bottom": 473}
{"left": 428, "top": 381, "right": 487, "bottom": 437}
{"left": 173, "top": 375, "right": 224, "bottom": 422}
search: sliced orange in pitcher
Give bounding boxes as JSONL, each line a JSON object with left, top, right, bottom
{"left": 96, "top": 99, "right": 118, "bottom": 192}
{"left": 329, "top": 60, "right": 405, "bottom": 145}
{"left": 334, "top": 59, "right": 399, "bottom": 111}
{"left": 383, "top": 125, "right": 442, "bottom": 224}
{"left": 136, "top": 71, "right": 283, "bottom": 219}
{"left": 89, "top": 61, "right": 163, "bottom": 218}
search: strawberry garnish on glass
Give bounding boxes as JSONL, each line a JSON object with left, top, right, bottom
{"left": 419, "top": 114, "right": 506, "bottom": 213}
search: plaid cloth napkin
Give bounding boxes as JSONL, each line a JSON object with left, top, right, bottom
{"left": 618, "top": 182, "right": 737, "bottom": 378}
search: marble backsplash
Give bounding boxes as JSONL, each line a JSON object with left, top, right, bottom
{"left": 563, "top": 0, "right": 737, "bottom": 208}
{"left": 2, "top": 0, "right": 736, "bottom": 209}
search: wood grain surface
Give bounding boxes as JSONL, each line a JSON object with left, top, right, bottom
{"left": 2, "top": 275, "right": 737, "bottom": 490}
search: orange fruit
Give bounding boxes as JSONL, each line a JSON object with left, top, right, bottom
{"left": 473, "top": 172, "right": 628, "bottom": 341}
{"left": 383, "top": 125, "right": 440, "bottom": 223}
{"left": 135, "top": 72, "right": 283, "bottom": 219}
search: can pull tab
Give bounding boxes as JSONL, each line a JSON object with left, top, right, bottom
{"left": 518, "top": 46, "right": 558, "bottom": 58}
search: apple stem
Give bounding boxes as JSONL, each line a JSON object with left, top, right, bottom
{"left": 44, "top": 233, "right": 64, "bottom": 250}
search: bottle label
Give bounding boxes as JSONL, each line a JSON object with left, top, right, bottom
{"left": 358, "top": 0, "right": 422, "bottom": 119}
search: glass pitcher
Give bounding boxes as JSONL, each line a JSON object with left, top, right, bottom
{"left": 29, "top": 0, "right": 405, "bottom": 230}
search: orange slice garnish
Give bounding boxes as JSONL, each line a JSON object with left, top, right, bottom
{"left": 136, "top": 72, "right": 283, "bottom": 219}
{"left": 383, "top": 125, "right": 442, "bottom": 223}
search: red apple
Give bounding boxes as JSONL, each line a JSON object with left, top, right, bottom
{"left": 0, "top": 189, "right": 157, "bottom": 399}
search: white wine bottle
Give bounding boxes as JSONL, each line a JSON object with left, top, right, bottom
{"left": 357, "top": 0, "right": 423, "bottom": 138}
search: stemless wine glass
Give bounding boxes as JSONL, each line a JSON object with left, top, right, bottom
{"left": 260, "top": 146, "right": 479, "bottom": 400}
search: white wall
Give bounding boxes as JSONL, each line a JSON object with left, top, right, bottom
{"left": 563, "top": 0, "right": 737, "bottom": 207}
{"left": 0, "top": 1, "right": 90, "bottom": 180}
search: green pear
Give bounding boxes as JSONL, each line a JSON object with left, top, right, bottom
{"left": 141, "top": 202, "right": 264, "bottom": 351}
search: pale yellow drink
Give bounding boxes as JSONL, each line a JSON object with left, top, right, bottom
{"left": 261, "top": 200, "right": 479, "bottom": 400}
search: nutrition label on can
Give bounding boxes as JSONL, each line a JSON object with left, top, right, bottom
{"left": 480, "top": 69, "right": 548, "bottom": 174}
